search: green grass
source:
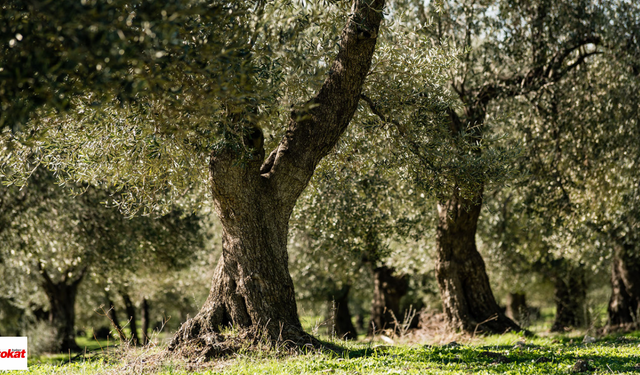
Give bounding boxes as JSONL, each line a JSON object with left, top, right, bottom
{"left": 10, "top": 332, "right": 640, "bottom": 374}
{"left": 300, "top": 315, "right": 326, "bottom": 335}
{"left": 217, "top": 334, "right": 640, "bottom": 375}
{"left": 27, "top": 336, "right": 116, "bottom": 366}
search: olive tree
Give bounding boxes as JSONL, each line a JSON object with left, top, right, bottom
{"left": 0, "top": 170, "right": 203, "bottom": 352}
{"left": 477, "top": 1, "right": 640, "bottom": 330}
{"left": 361, "top": 0, "right": 627, "bottom": 334}
{"left": 290, "top": 121, "right": 434, "bottom": 338}
{"left": 0, "top": 0, "right": 410, "bottom": 352}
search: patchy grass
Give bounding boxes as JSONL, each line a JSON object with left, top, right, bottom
{"left": 17, "top": 362, "right": 108, "bottom": 375}
{"left": 216, "top": 334, "right": 640, "bottom": 375}
{"left": 27, "top": 336, "right": 114, "bottom": 366}
{"left": 11, "top": 332, "right": 640, "bottom": 374}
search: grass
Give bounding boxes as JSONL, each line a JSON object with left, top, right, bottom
{"left": 27, "top": 335, "right": 115, "bottom": 366}
{"left": 10, "top": 331, "right": 640, "bottom": 374}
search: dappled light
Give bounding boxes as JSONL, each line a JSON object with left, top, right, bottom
{"left": 1, "top": 0, "right": 639, "bottom": 373}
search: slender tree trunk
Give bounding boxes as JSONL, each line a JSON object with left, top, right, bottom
{"left": 505, "top": 292, "right": 529, "bottom": 326}
{"left": 326, "top": 284, "right": 358, "bottom": 340}
{"left": 355, "top": 313, "right": 365, "bottom": 332}
{"left": 550, "top": 262, "right": 587, "bottom": 332}
{"left": 121, "top": 291, "right": 140, "bottom": 344}
{"left": 168, "top": 0, "right": 385, "bottom": 353}
{"left": 368, "top": 266, "right": 409, "bottom": 335}
{"left": 141, "top": 298, "right": 150, "bottom": 345}
{"left": 435, "top": 192, "right": 522, "bottom": 334}
{"left": 608, "top": 242, "right": 640, "bottom": 327}
{"left": 40, "top": 268, "right": 85, "bottom": 353}
{"left": 105, "top": 292, "right": 128, "bottom": 342}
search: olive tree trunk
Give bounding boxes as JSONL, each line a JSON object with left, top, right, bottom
{"left": 435, "top": 192, "right": 521, "bottom": 334}
{"left": 105, "top": 292, "right": 128, "bottom": 342}
{"left": 423, "top": 0, "right": 599, "bottom": 336}
{"left": 505, "top": 292, "right": 529, "bottom": 326}
{"left": 368, "top": 266, "right": 409, "bottom": 335}
{"left": 121, "top": 290, "right": 140, "bottom": 344}
{"left": 40, "top": 267, "right": 86, "bottom": 353}
{"left": 169, "top": 0, "right": 385, "bottom": 352}
{"left": 608, "top": 242, "right": 640, "bottom": 327}
{"left": 550, "top": 263, "right": 587, "bottom": 332}
{"left": 141, "top": 298, "right": 150, "bottom": 345}
{"left": 326, "top": 284, "right": 358, "bottom": 340}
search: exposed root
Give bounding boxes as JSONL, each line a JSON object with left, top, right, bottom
{"left": 407, "top": 311, "right": 534, "bottom": 345}
{"left": 469, "top": 313, "right": 534, "bottom": 338}
{"left": 100, "top": 323, "right": 343, "bottom": 374}
{"left": 410, "top": 312, "right": 469, "bottom": 345}
{"left": 166, "top": 324, "right": 342, "bottom": 363}
{"left": 597, "top": 322, "right": 639, "bottom": 335}
{"left": 100, "top": 330, "right": 340, "bottom": 375}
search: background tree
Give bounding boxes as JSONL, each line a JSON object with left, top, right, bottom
{"left": 290, "top": 122, "right": 434, "bottom": 337}
{"left": 1, "top": 0, "right": 401, "bottom": 352}
{"left": 370, "top": 0, "right": 624, "bottom": 334}
{"left": 0, "top": 170, "right": 204, "bottom": 352}
{"left": 96, "top": 209, "right": 221, "bottom": 344}
{"left": 477, "top": 0, "right": 640, "bottom": 331}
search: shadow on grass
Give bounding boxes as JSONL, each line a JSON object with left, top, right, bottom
{"left": 339, "top": 339, "right": 640, "bottom": 373}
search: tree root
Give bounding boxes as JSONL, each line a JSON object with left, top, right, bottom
{"left": 598, "top": 322, "right": 639, "bottom": 335}
{"left": 166, "top": 323, "right": 342, "bottom": 362}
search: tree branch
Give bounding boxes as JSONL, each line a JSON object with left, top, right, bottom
{"left": 469, "top": 36, "right": 602, "bottom": 105}
{"left": 545, "top": 36, "right": 601, "bottom": 80}
{"left": 71, "top": 265, "right": 88, "bottom": 286}
{"left": 359, "top": 94, "right": 402, "bottom": 131}
{"left": 265, "top": 0, "right": 386, "bottom": 211}
{"left": 359, "top": 94, "right": 441, "bottom": 175}
{"left": 37, "top": 262, "right": 56, "bottom": 294}
{"left": 559, "top": 50, "right": 603, "bottom": 76}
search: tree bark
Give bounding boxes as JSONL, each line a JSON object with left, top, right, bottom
{"left": 607, "top": 242, "right": 640, "bottom": 327}
{"left": 505, "top": 292, "right": 529, "bottom": 326}
{"left": 169, "top": 0, "right": 385, "bottom": 353}
{"left": 368, "top": 266, "right": 409, "bottom": 335}
{"left": 141, "top": 298, "right": 150, "bottom": 345}
{"left": 0, "top": 298, "right": 24, "bottom": 336}
{"left": 40, "top": 268, "right": 86, "bottom": 353}
{"left": 326, "top": 284, "right": 358, "bottom": 340}
{"left": 550, "top": 262, "right": 587, "bottom": 332}
{"left": 415, "top": 0, "right": 601, "bottom": 337}
{"left": 121, "top": 290, "right": 140, "bottom": 344}
{"left": 435, "top": 192, "right": 522, "bottom": 334}
{"left": 105, "top": 292, "right": 128, "bottom": 342}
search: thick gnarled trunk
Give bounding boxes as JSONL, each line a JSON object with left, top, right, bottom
{"left": 326, "top": 284, "right": 358, "bottom": 340}
{"left": 550, "top": 263, "right": 587, "bottom": 332}
{"left": 435, "top": 193, "right": 521, "bottom": 334}
{"left": 169, "top": 173, "right": 303, "bottom": 348}
{"left": 368, "top": 266, "right": 409, "bottom": 335}
{"left": 608, "top": 243, "right": 640, "bottom": 328}
{"left": 169, "top": 0, "right": 385, "bottom": 353}
{"left": 41, "top": 269, "right": 85, "bottom": 353}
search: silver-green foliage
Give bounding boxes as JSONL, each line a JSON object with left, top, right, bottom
{"left": 0, "top": 170, "right": 205, "bottom": 316}
{"left": 0, "top": 0, "right": 357, "bottom": 215}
